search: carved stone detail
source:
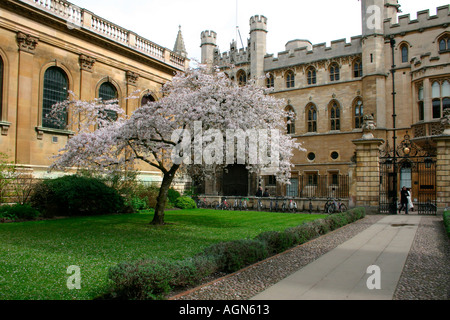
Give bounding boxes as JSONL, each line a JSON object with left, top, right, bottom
{"left": 16, "top": 32, "right": 39, "bottom": 54}
{"left": 79, "top": 55, "right": 96, "bottom": 72}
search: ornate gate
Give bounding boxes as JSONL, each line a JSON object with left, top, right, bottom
{"left": 379, "top": 134, "right": 437, "bottom": 215}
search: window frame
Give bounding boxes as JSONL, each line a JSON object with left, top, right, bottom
{"left": 42, "top": 66, "right": 69, "bottom": 130}
{"left": 330, "top": 101, "right": 341, "bottom": 131}
{"left": 286, "top": 70, "right": 295, "bottom": 88}
{"left": 98, "top": 81, "right": 119, "bottom": 122}
{"left": 353, "top": 59, "right": 363, "bottom": 78}
{"left": 307, "top": 104, "right": 317, "bottom": 133}
{"left": 354, "top": 98, "right": 364, "bottom": 129}
{"left": 329, "top": 63, "right": 340, "bottom": 82}
{"left": 307, "top": 67, "right": 317, "bottom": 85}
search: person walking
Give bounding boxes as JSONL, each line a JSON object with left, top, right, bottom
{"left": 399, "top": 186, "right": 409, "bottom": 214}
{"left": 407, "top": 188, "right": 414, "bottom": 212}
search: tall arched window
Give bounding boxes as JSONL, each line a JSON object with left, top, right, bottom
{"left": 329, "top": 63, "right": 340, "bottom": 82}
{"left": 418, "top": 85, "right": 424, "bottom": 121}
{"left": 354, "top": 98, "right": 364, "bottom": 129}
{"left": 353, "top": 59, "right": 363, "bottom": 78}
{"left": 141, "top": 93, "right": 156, "bottom": 106}
{"left": 286, "top": 70, "right": 295, "bottom": 88}
{"left": 99, "top": 82, "right": 118, "bottom": 121}
{"left": 401, "top": 44, "right": 409, "bottom": 63}
{"left": 237, "top": 70, "right": 247, "bottom": 86}
{"left": 307, "top": 67, "right": 316, "bottom": 85}
{"left": 42, "top": 66, "right": 68, "bottom": 129}
{"left": 307, "top": 104, "right": 317, "bottom": 133}
{"left": 285, "top": 106, "right": 296, "bottom": 134}
{"left": 266, "top": 73, "right": 274, "bottom": 88}
{"left": 439, "top": 35, "right": 450, "bottom": 52}
{"left": 0, "top": 56, "right": 3, "bottom": 120}
{"left": 330, "top": 101, "right": 340, "bottom": 131}
{"left": 431, "top": 80, "right": 450, "bottom": 119}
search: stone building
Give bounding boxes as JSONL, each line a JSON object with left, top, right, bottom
{"left": 200, "top": 0, "right": 450, "bottom": 214}
{"left": 0, "top": 0, "right": 189, "bottom": 184}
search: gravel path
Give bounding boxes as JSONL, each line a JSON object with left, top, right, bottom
{"left": 171, "top": 214, "right": 449, "bottom": 300}
{"left": 393, "top": 215, "right": 450, "bottom": 300}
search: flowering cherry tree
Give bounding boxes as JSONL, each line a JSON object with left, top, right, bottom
{"left": 50, "top": 66, "right": 303, "bottom": 225}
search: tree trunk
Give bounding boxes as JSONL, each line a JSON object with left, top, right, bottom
{"left": 151, "top": 165, "right": 180, "bottom": 225}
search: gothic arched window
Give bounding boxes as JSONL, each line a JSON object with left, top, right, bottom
{"left": 42, "top": 66, "right": 68, "bottom": 129}
{"left": 286, "top": 70, "right": 295, "bottom": 88}
{"left": 354, "top": 98, "right": 364, "bottom": 129}
{"left": 266, "top": 73, "right": 274, "bottom": 88}
{"left": 237, "top": 70, "right": 247, "bottom": 86}
{"left": 353, "top": 59, "right": 363, "bottom": 78}
{"left": 307, "top": 67, "right": 316, "bottom": 85}
{"left": 330, "top": 101, "right": 341, "bottom": 131}
{"left": 330, "top": 63, "right": 340, "bottom": 82}
{"left": 285, "top": 106, "right": 296, "bottom": 134}
{"left": 307, "top": 104, "right": 317, "bottom": 133}
{"left": 401, "top": 44, "right": 409, "bottom": 63}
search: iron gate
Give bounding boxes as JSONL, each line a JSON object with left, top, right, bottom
{"left": 379, "top": 134, "right": 437, "bottom": 215}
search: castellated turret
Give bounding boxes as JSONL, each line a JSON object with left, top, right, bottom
{"left": 249, "top": 15, "right": 268, "bottom": 85}
{"left": 200, "top": 30, "right": 217, "bottom": 68}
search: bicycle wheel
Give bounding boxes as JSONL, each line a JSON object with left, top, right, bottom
{"left": 339, "top": 204, "right": 348, "bottom": 213}
{"left": 327, "top": 203, "right": 336, "bottom": 214}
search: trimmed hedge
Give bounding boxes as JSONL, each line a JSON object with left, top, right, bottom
{"left": 29, "top": 175, "right": 125, "bottom": 217}
{"left": 104, "top": 207, "right": 366, "bottom": 300}
{"left": 444, "top": 211, "right": 450, "bottom": 239}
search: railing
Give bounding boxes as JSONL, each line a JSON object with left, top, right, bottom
{"left": 299, "top": 175, "right": 350, "bottom": 199}
{"left": 19, "top": 0, "right": 187, "bottom": 70}
{"left": 91, "top": 16, "right": 128, "bottom": 44}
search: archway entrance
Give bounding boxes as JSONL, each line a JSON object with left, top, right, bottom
{"left": 223, "top": 164, "right": 249, "bottom": 196}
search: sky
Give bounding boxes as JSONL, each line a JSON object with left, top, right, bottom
{"left": 69, "top": 0, "right": 448, "bottom": 65}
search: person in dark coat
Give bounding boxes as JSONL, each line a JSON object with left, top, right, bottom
{"left": 399, "top": 186, "right": 409, "bottom": 214}
{"left": 255, "top": 187, "right": 263, "bottom": 197}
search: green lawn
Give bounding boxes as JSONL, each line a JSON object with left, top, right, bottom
{"left": 0, "top": 209, "right": 326, "bottom": 300}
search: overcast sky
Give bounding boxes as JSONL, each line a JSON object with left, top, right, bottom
{"left": 69, "top": 0, "right": 448, "bottom": 65}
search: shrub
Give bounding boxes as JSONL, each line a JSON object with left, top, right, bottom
{"left": 106, "top": 256, "right": 218, "bottom": 300}
{"left": 174, "top": 196, "right": 197, "bottom": 210}
{"left": 29, "top": 175, "right": 124, "bottom": 217}
{"left": 126, "top": 196, "right": 149, "bottom": 212}
{"left": 167, "top": 188, "right": 181, "bottom": 205}
{"left": 201, "top": 239, "right": 269, "bottom": 273}
{"left": 0, "top": 203, "right": 41, "bottom": 221}
{"left": 255, "top": 231, "right": 299, "bottom": 255}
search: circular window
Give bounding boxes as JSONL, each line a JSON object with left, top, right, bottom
{"left": 307, "top": 152, "right": 316, "bottom": 161}
{"left": 331, "top": 151, "right": 339, "bottom": 160}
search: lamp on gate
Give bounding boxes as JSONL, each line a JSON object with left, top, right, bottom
{"left": 424, "top": 157, "right": 433, "bottom": 169}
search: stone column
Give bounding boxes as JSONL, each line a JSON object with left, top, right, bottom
{"left": 434, "top": 109, "right": 450, "bottom": 213}
{"left": 352, "top": 115, "right": 384, "bottom": 214}
{"left": 15, "top": 32, "right": 38, "bottom": 165}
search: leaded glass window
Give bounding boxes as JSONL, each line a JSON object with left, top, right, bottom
{"left": 99, "top": 82, "right": 118, "bottom": 122}
{"left": 42, "top": 67, "right": 68, "bottom": 129}
{"left": 330, "top": 101, "right": 340, "bottom": 131}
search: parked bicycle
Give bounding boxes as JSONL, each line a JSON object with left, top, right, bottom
{"left": 288, "top": 198, "right": 298, "bottom": 213}
{"left": 325, "top": 198, "right": 347, "bottom": 214}
{"left": 196, "top": 198, "right": 208, "bottom": 209}
{"left": 216, "top": 198, "right": 231, "bottom": 210}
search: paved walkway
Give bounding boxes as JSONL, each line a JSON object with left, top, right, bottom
{"left": 251, "top": 214, "right": 422, "bottom": 300}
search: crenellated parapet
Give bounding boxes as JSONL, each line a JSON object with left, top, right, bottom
{"left": 264, "top": 36, "right": 363, "bottom": 72}
{"left": 384, "top": 5, "right": 450, "bottom": 36}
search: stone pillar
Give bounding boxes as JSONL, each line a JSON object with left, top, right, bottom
{"left": 434, "top": 109, "right": 450, "bottom": 213}
{"left": 352, "top": 115, "right": 384, "bottom": 214}
{"left": 15, "top": 32, "right": 38, "bottom": 165}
